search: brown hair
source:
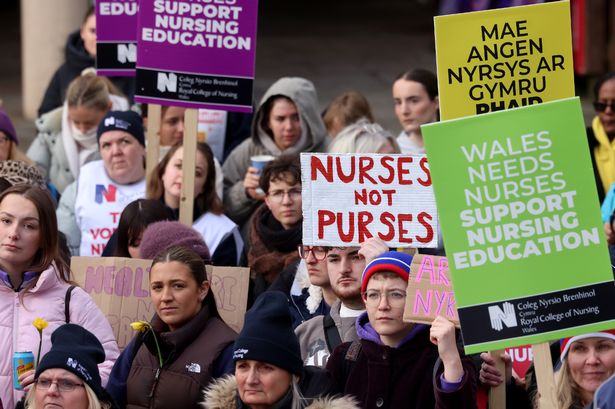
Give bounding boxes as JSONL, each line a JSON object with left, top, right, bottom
{"left": 259, "top": 154, "right": 301, "bottom": 194}
{"left": 146, "top": 142, "right": 224, "bottom": 215}
{"left": 323, "top": 91, "right": 374, "bottom": 136}
{"left": 65, "top": 73, "right": 122, "bottom": 112}
{"left": 151, "top": 246, "right": 220, "bottom": 319}
{"left": 394, "top": 69, "right": 438, "bottom": 100}
{"left": 259, "top": 95, "right": 296, "bottom": 141}
{"left": 0, "top": 186, "right": 72, "bottom": 299}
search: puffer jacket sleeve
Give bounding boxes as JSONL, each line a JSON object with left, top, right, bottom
{"left": 68, "top": 286, "right": 120, "bottom": 386}
{"left": 27, "top": 107, "right": 63, "bottom": 180}
{"left": 56, "top": 181, "right": 81, "bottom": 255}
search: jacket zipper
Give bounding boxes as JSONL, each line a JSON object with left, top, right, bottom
{"left": 148, "top": 367, "right": 161, "bottom": 405}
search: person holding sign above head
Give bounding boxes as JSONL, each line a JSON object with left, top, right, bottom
{"left": 295, "top": 238, "right": 388, "bottom": 368}
{"left": 326, "top": 251, "right": 476, "bottom": 409}
{"left": 147, "top": 143, "right": 244, "bottom": 266}
{"left": 28, "top": 73, "right": 130, "bottom": 195}
{"left": 107, "top": 245, "right": 237, "bottom": 409}
{"left": 222, "top": 77, "right": 328, "bottom": 232}
{"left": 0, "top": 185, "right": 118, "bottom": 409}
{"left": 56, "top": 110, "right": 146, "bottom": 256}
{"left": 392, "top": 69, "right": 439, "bottom": 155}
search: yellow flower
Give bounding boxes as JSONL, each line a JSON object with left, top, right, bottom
{"left": 130, "top": 321, "right": 151, "bottom": 333}
{"left": 32, "top": 318, "right": 48, "bottom": 333}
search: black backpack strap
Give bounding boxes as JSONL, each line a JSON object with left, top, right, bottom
{"left": 64, "top": 285, "right": 76, "bottom": 323}
{"left": 323, "top": 314, "right": 342, "bottom": 353}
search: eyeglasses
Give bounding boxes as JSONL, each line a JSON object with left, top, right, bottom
{"left": 593, "top": 101, "right": 615, "bottom": 112}
{"left": 35, "top": 378, "right": 85, "bottom": 392}
{"left": 297, "top": 245, "right": 328, "bottom": 260}
{"left": 266, "top": 188, "right": 302, "bottom": 203}
{"left": 362, "top": 289, "right": 407, "bottom": 306}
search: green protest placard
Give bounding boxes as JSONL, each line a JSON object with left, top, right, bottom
{"left": 422, "top": 98, "right": 615, "bottom": 353}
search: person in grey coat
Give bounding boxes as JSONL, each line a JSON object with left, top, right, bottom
{"left": 222, "top": 77, "right": 328, "bottom": 232}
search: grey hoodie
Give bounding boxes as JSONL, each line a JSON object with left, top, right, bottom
{"left": 221, "top": 77, "right": 328, "bottom": 228}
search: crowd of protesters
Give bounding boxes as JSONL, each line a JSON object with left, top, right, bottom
{"left": 3, "top": 4, "right": 615, "bottom": 409}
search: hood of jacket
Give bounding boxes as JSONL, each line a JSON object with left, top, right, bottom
{"left": 291, "top": 260, "right": 324, "bottom": 314}
{"left": 202, "top": 375, "right": 360, "bottom": 409}
{"left": 355, "top": 312, "right": 429, "bottom": 348}
{"left": 65, "top": 30, "right": 95, "bottom": 71}
{"left": 253, "top": 77, "right": 328, "bottom": 154}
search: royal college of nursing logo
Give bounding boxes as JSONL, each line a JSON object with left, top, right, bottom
{"left": 488, "top": 302, "right": 518, "bottom": 331}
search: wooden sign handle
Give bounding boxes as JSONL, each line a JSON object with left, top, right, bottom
{"left": 532, "top": 342, "right": 557, "bottom": 409}
{"left": 145, "top": 104, "right": 161, "bottom": 198}
{"left": 488, "top": 349, "right": 506, "bottom": 409}
{"left": 179, "top": 108, "right": 198, "bottom": 226}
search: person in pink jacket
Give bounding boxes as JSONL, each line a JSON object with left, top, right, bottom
{"left": 0, "top": 185, "right": 119, "bottom": 408}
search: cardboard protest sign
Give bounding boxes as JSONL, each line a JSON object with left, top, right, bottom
{"left": 435, "top": 1, "right": 573, "bottom": 120}
{"left": 301, "top": 153, "right": 438, "bottom": 248}
{"left": 96, "top": 0, "right": 138, "bottom": 76}
{"left": 72, "top": 257, "right": 249, "bottom": 349}
{"left": 135, "top": 0, "right": 258, "bottom": 112}
{"left": 507, "top": 345, "right": 533, "bottom": 379}
{"left": 403, "top": 254, "right": 459, "bottom": 326}
{"left": 422, "top": 98, "right": 615, "bottom": 353}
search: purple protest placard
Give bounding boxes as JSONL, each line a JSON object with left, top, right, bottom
{"left": 95, "top": 0, "right": 138, "bottom": 76}
{"left": 135, "top": 0, "right": 258, "bottom": 112}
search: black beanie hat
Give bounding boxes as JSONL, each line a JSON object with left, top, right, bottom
{"left": 233, "top": 291, "right": 303, "bottom": 375}
{"left": 35, "top": 324, "right": 105, "bottom": 398}
{"left": 97, "top": 110, "right": 145, "bottom": 147}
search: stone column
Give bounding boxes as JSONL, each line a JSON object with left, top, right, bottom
{"left": 21, "top": 0, "right": 89, "bottom": 119}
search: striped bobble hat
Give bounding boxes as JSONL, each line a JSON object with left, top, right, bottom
{"left": 560, "top": 329, "right": 615, "bottom": 360}
{"left": 361, "top": 251, "right": 413, "bottom": 293}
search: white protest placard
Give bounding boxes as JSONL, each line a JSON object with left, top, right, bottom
{"left": 301, "top": 153, "right": 438, "bottom": 247}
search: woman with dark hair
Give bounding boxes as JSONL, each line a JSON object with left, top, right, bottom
{"left": 147, "top": 143, "right": 243, "bottom": 266}
{"left": 0, "top": 185, "right": 118, "bottom": 409}
{"left": 392, "top": 68, "right": 439, "bottom": 155}
{"left": 107, "top": 199, "right": 172, "bottom": 258}
{"left": 108, "top": 245, "right": 237, "bottom": 409}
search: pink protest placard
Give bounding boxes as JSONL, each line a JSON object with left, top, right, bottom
{"left": 301, "top": 153, "right": 438, "bottom": 247}
{"left": 403, "top": 254, "right": 459, "bottom": 326}
{"left": 72, "top": 257, "right": 249, "bottom": 349}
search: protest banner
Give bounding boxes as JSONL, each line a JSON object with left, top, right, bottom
{"left": 403, "top": 254, "right": 459, "bottom": 326}
{"left": 135, "top": 0, "right": 258, "bottom": 112}
{"left": 301, "top": 153, "right": 438, "bottom": 248}
{"left": 422, "top": 97, "right": 615, "bottom": 355}
{"left": 72, "top": 257, "right": 250, "bottom": 349}
{"left": 96, "top": 0, "right": 138, "bottom": 76}
{"left": 434, "top": 1, "right": 574, "bottom": 120}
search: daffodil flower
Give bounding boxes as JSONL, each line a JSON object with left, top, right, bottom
{"left": 130, "top": 320, "right": 163, "bottom": 367}
{"left": 32, "top": 317, "right": 48, "bottom": 367}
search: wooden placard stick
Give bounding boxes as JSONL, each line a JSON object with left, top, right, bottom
{"left": 532, "top": 342, "right": 557, "bottom": 409}
{"left": 145, "top": 104, "right": 161, "bottom": 197}
{"left": 179, "top": 108, "right": 198, "bottom": 226}
{"left": 488, "top": 349, "right": 506, "bottom": 409}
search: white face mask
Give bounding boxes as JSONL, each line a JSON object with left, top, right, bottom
{"left": 70, "top": 123, "right": 97, "bottom": 147}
